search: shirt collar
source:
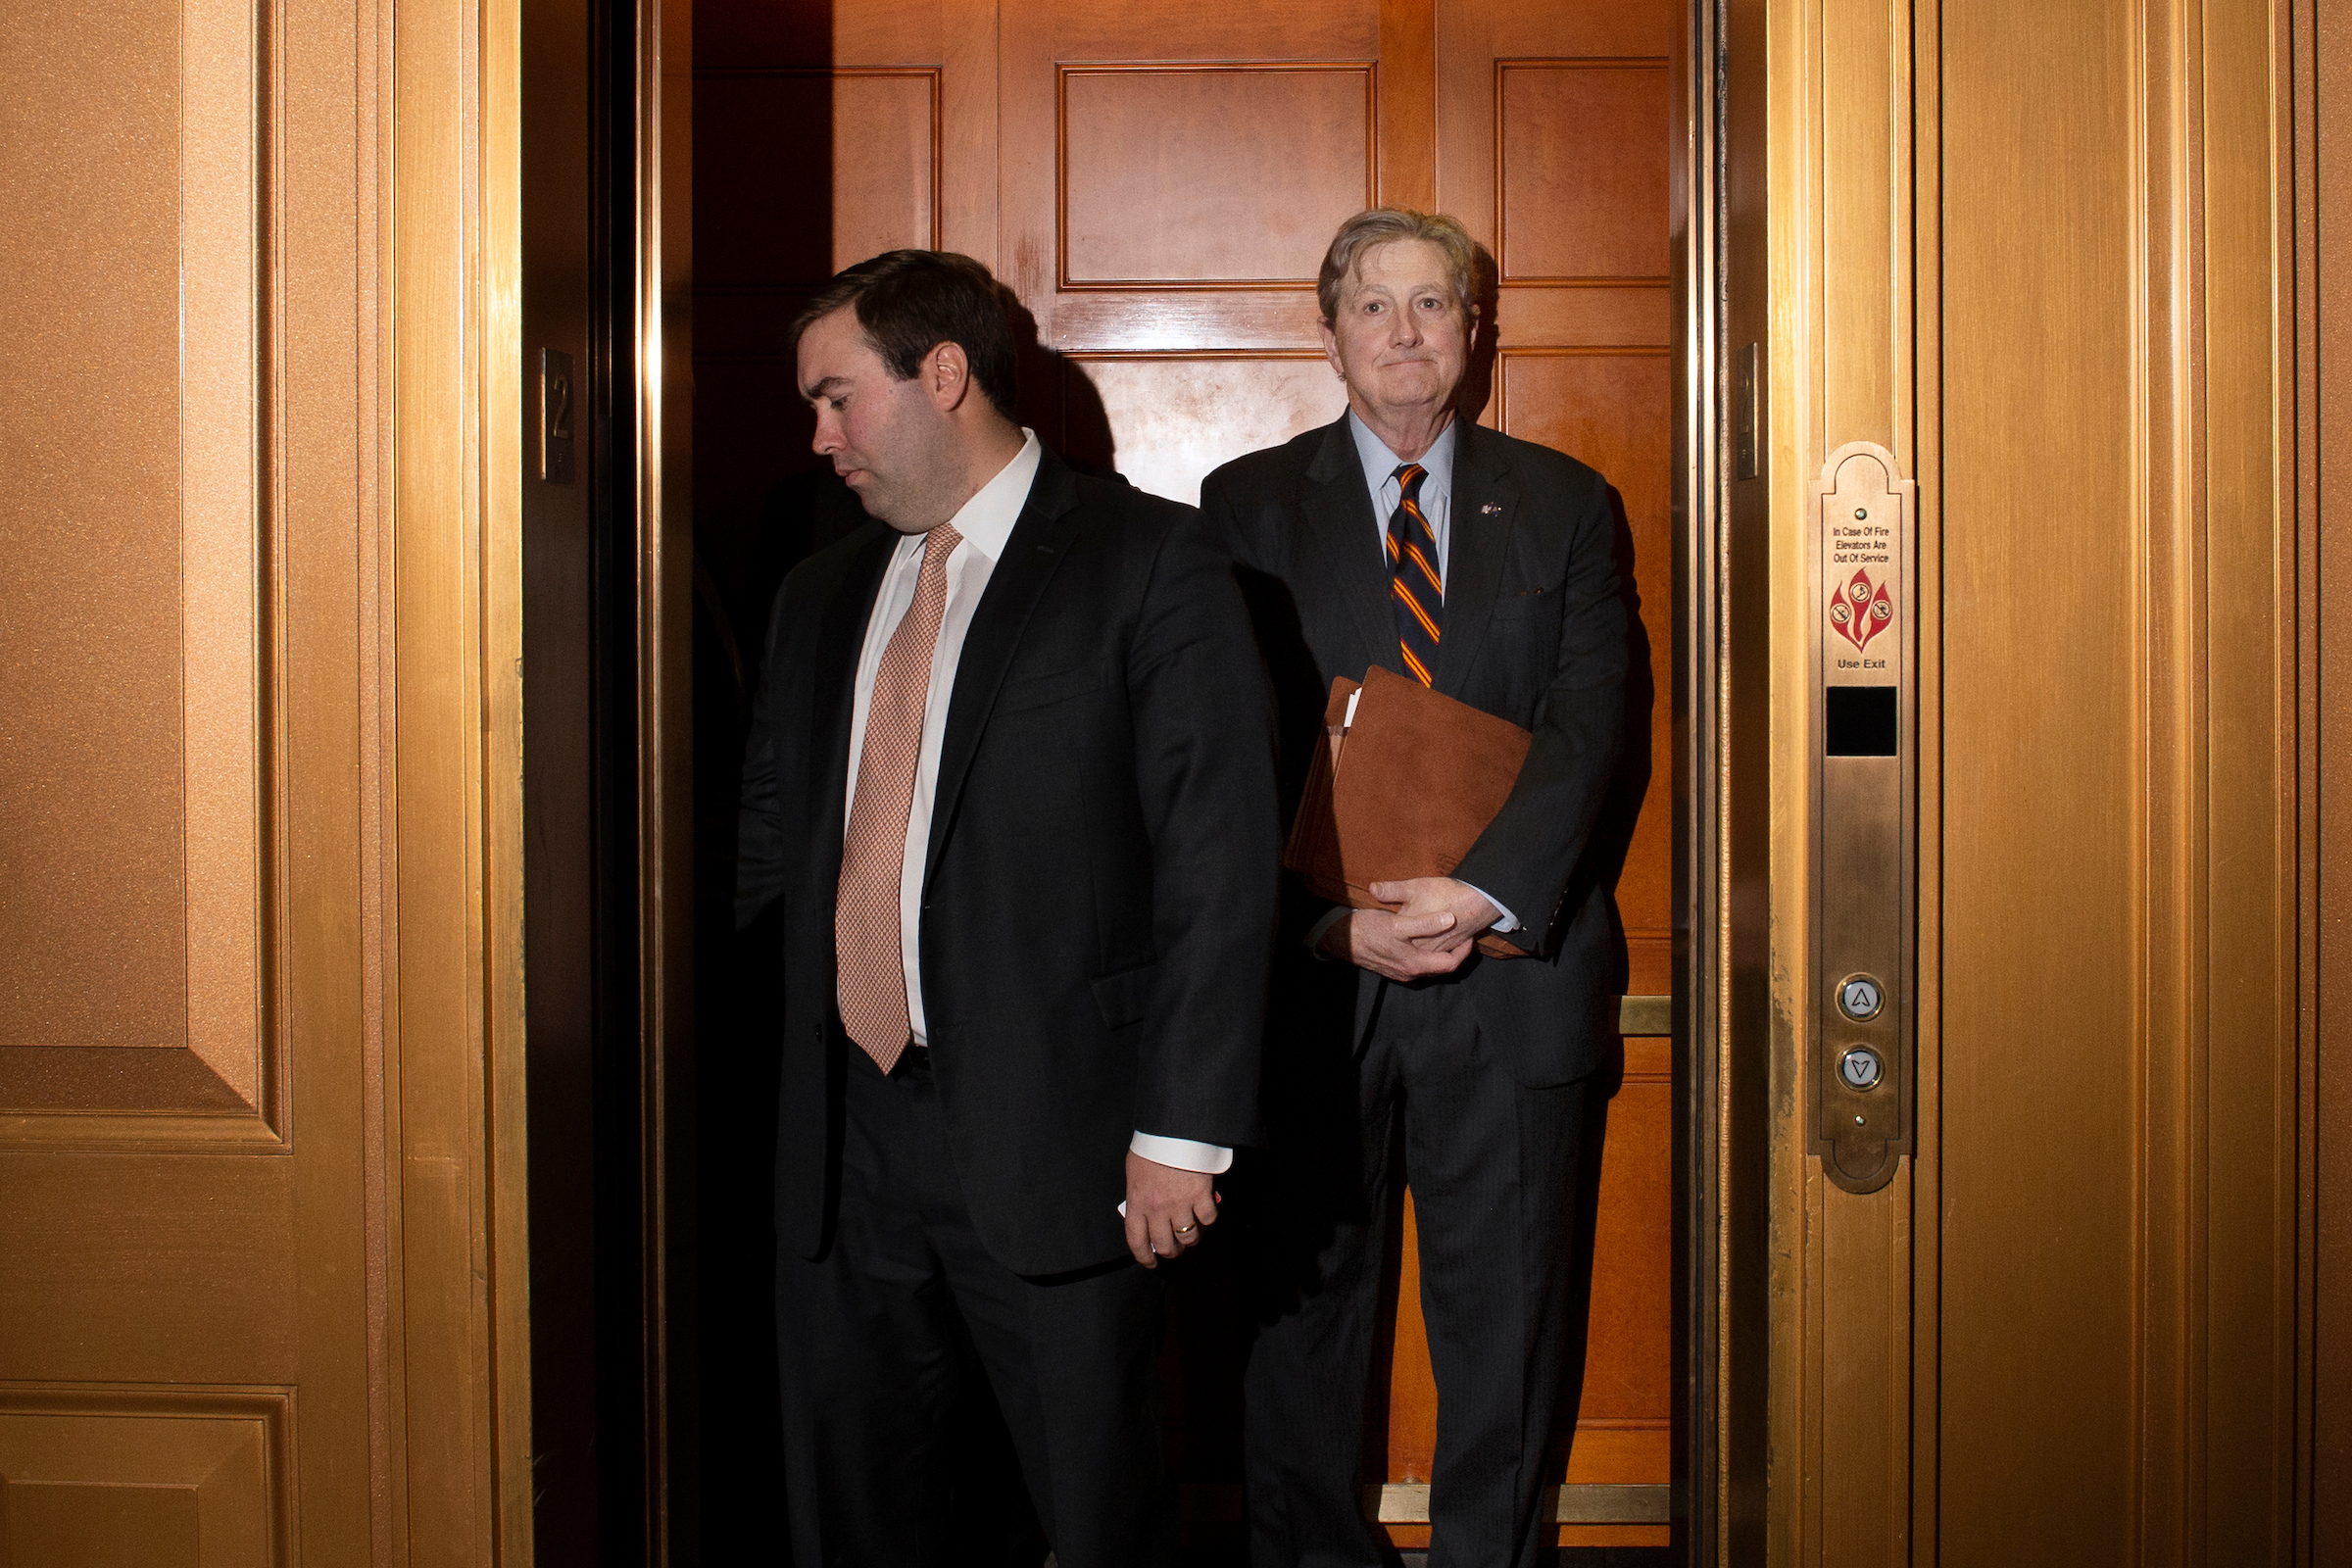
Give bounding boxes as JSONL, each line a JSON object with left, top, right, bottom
{"left": 908, "top": 427, "right": 1042, "bottom": 562}
{"left": 1346, "top": 409, "right": 1458, "bottom": 502}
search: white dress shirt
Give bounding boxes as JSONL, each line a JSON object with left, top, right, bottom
{"left": 1325, "top": 410, "right": 1518, "bottom": 937}
{"left": 844, "top": 429, "right": 1230, "bottom": 1176}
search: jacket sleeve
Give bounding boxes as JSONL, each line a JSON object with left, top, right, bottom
{"left": 1123, "top": 508, "right": 1283, "bottom": 1148}
{"left": 1448, "top": 467, "right": 1629, "bottom": 952}
{"left": 734, "top": 577, "right": 796, "bottom": 932}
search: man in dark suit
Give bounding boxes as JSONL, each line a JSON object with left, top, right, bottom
{"left": 1200, "top": 210, "right": 1629, "bottom": 1568}
{"left": 736, "top": 250, "right": 1280, "bottom": 1566}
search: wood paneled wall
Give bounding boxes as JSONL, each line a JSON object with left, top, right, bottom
{"left": 0, "top": 0, "right": 533, "bottom": 1553}
{"left": 1744, "top": 0, "right": 2305, "bottom": 1558}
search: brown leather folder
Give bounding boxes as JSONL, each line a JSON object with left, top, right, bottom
{"left": 1283, "top": 664, "right": 1534, "bottom": 959}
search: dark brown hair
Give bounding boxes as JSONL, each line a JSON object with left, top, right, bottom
{"left": 789, "top": 250, "right": 1018, "bottom": 421}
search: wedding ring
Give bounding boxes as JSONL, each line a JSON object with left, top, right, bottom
{"left": 1173, "top": 1221, "right": 1198, "bottom": 1236}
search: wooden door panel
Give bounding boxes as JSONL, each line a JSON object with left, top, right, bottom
{"left": 1058, "top": 66, "right": 1375, "bottom": 288}
{"left": 693, "top": 0, "right": 938, "bottom": 66}
{"left": 1066, "top": 357, "right": 1343, "bottom": 508}
{"left": 696, "top": 71, "right": 943, "bottom": 289}
{"left": 1571, "top": 1041, "right": 1675, "bottom": 1422}
{"left": 1377, "top": 1034, "right": 1672, "bottom": 1539}
{"left": 1485, "top": 287, "right": 1676, "bottom": 348}
{"left": 0, "top": 0, "right": 308, "bottom": 1528}
{"left": 691, "top": 0, "right": 975, "bottom": 592}
{"left": 1495, "top": 348, "right": 1673, "bottom": 997}
{"left": 1433, "top": 0, "right": 1676, "bottom": 252}
{"left": 0, "top": 1161, "right": 296, "bottom": 1381}
{"left": 1041, "top": 293, "right": 1331, "bottom": 354}
{"left": 1378, "top": 1050, "right": 1673, "bottom": 1444}
{"left": 693, "top": 64, "right": 947, "bottom": 534}
{"left": 0, "top": 1390, "right": 289, "bottom": 1568}
{"left": 1495, "top": 60, "right": 1674, "bottom": 283}
{"left": 0, "top": 0, "right": 270, "bottom": 1131}
{"left": 1, "top": 0, "right": 525, "bottom": 1544}
{"left": 1001, "top": 0, "right": 1384, "bottom": 460}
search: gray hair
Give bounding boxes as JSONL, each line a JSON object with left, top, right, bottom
{"left": 1315, "top": 209, "right": 1480, "bottom": 325}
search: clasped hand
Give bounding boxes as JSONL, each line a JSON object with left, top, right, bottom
{"left": 1316, "top": 876, "right": 1502, "bottom": 983}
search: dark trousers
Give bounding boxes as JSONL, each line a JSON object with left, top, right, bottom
{"left": 1240, "top": 978, "right": 1590, "bottom": 1568}
{"left": 775, "top": 1047, "right": 1175, "bottom": 1568}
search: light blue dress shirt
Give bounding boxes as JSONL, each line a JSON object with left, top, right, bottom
{"left": 1348, "top": 409, "right": 1458, "bottom": 573}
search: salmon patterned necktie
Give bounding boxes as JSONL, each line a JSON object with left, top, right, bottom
{"left": 835, "top": 522, "right": 961, "bottom": 1073}
{"left": 1386, "top": 463, "right": 1443, "bottom": 686}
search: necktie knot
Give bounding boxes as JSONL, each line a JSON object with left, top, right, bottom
{"left": 920, "top": 522, "right": 962, "bottom": 572}
{"left": 1395, "top": 463, "right": 1427, "bottom": 503}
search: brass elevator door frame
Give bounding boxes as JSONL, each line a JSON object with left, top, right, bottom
{"left": 1673, "top": 0, "right": 1739, "bottom": 1561}
{"left": 604, "top": 0, "right": 1747, "bottom": 1557}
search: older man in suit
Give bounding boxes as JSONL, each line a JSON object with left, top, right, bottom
{"left": 1200, "top": 210, "right": 1630, "bottom": 1568}
{"left": 736, "top": 249, "right": 1279, "bottom": 1567}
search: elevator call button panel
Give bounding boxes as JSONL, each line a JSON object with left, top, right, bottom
{"left": 1810, "top": 443, "right": 1915, "bottom": 1194}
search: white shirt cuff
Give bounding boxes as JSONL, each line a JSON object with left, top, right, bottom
{"left": 1462, "top": 883, "right": 1519, "bottom": 933}
{"left": 1129, "top": 1132, "right": 1233, "bottom": 1174}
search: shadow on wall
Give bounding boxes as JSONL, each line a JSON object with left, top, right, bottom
{"left": 688, "top": 29, "right": 1111, "bottom": 1551}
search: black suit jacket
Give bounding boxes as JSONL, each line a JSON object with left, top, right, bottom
{"left": 738, "top": 448, "right": 1282, "bottom": 1277}
{"left": 1200, "top": 416, "right": 1628, "bottom": 1086}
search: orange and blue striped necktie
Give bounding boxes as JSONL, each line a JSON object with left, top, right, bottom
{"left": 1386, "top": 462, "right": 1443, "bottom": 686}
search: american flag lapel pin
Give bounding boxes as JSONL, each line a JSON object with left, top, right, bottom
{"left": 1481, "top": 502, "right": 1501, "bottom": 514}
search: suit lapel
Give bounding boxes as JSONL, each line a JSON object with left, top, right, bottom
{"left": 810, "top": 525, "right": 897, "bottom": 875}
{"left": 1298, "top": 416, "right": 1396, "bottom": 676}
{"left": 921, "top": 452, "right": 1084, "bottom": 884}
{"left": 1432, "top": 421, "right": 1515, "bottom": 696}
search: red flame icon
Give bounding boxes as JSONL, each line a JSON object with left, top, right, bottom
{"left": 1830, "top": 568, "right": 1892, "bottom": 652}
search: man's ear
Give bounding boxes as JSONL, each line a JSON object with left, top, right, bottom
{"left": 1318, "top": 318, "right": 1345, "bottom": 380}
{"left": 925, "top": 341, "right": 973, "bottom": 413}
